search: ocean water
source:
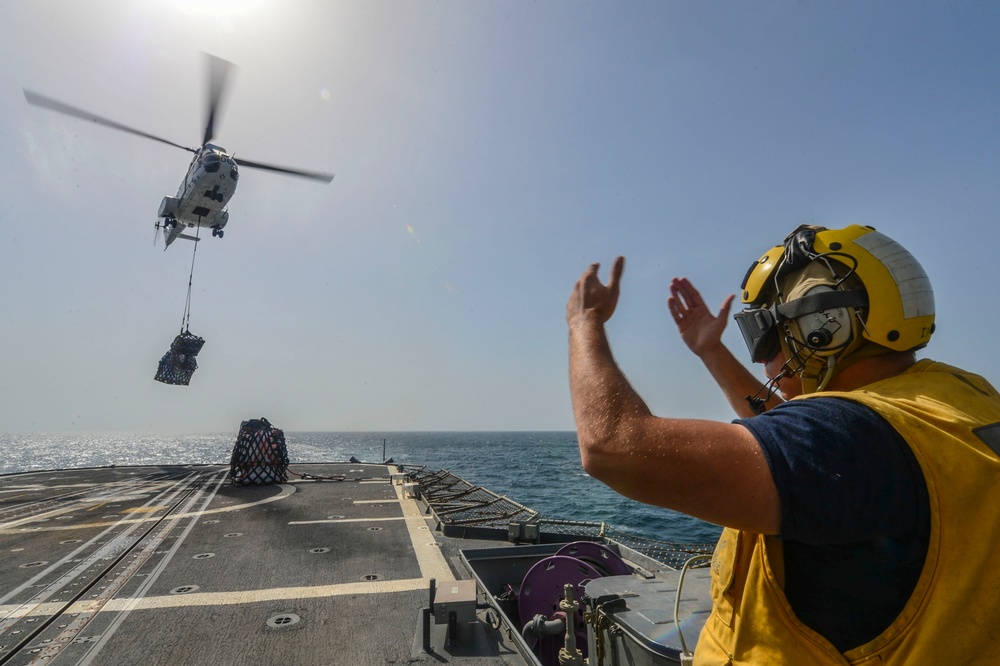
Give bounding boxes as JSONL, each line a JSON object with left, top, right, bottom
{"left": 0, "top": 431, "right": 722, "bottom": 544}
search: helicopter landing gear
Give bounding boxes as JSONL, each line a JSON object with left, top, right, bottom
{"left": 212, "top": 227, "right": 224, "bottom": 238}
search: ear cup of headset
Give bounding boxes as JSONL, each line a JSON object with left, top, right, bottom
{"left": 789, "top": 287, "right": 854, "bottom": 353}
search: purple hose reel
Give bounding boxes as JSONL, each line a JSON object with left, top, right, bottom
{"left": 517, "top": 542, "right": 630, "bottom": 665}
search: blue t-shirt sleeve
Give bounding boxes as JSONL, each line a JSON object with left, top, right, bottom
{"left": 737, "top": 398, "right": 926, "bottom": 545}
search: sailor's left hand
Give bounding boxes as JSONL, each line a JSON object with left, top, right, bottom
{"left": 668, "top": 277, "right": 734, "bottom": 358}
{"left": 567, "top": 257, "right": 625, "bottom": 326}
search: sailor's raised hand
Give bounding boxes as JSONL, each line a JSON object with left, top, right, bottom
{"left": 667, "top": 277, "right": 734, "bottom": 357}
{"left": 567, "top": 256, "right": 625, "bottom": 326}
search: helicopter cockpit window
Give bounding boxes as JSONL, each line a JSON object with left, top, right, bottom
{"left": 230, "top": 166, "right": 239, "bottom": 182}
{"left": 201, "top": 153, "right": 222, "bottom": 173}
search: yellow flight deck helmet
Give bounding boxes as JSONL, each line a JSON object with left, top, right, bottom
{"left": 734, "top": 224, "right": 935, "bottom": 397}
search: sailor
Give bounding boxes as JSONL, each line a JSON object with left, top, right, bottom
{"left": 566, "top": 224, "right": 1000, "bottom": 663}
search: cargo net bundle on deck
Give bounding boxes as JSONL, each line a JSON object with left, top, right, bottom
{"left": 229, "top": 417, "right": 289, "bottom": 486}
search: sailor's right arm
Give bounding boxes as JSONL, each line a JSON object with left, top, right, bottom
{"left": 568, "top": 261, "right": 781, "bottom": 534}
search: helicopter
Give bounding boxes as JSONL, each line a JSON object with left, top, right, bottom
{"left": 24, "top": 54, "right": 334, "bottom": 249}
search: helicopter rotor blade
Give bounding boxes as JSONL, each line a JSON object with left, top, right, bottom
{"left": 23, "top": 90, "right": 197, "bottom": 153}
{"left": 235, "top": 157, "right": 335, "bottom": 183}
{"left": 202, "top": 54, "right": 234, "bottom": 147}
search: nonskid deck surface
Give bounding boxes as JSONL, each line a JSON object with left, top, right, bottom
{"left": 0, "top": 464, "right": 521, "bottom": 666}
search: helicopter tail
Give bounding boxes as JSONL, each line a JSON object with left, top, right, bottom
{"left": 157, "top": 219, "right": 199, "bottom": 250}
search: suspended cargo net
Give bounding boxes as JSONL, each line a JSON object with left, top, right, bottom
{"left": 153, "top": 330, "right": 206, "bottom": 385}
{"left": 230, "top": 417, "right": 289, "bottom": 486}
{"left": 154, "top": 225, "right": 205, "bottom": 386}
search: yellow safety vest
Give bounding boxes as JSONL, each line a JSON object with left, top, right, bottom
{"left": 695, "top": 360, "right": 1000, "bottom": 665}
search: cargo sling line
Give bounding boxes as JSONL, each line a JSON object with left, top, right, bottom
{"left": 153, "top": 225, "right": 206, "bottom": 385}
{"left": 180, "top": 224, "right": 201, "bottom": 333}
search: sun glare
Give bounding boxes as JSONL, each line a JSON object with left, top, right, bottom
{"left": 172, "top": 0, "right": 268, "bottom": 21}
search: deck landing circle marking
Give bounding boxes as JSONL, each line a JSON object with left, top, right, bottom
{"left": 172, "top": 483, "right": 296, "bottom": 518}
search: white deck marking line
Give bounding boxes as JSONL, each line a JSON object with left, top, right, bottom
{"left": 393, "top": 480, "right": 455, "bottom": 582}
{"left": 0, "top": 483, "right": 297, "bottom": 535}
{"left": 75, "top": 471, "right": 229, "bottom": 666}
{"left": 353, "top": 499, "right": 395, "bottom": 504}
{"left": 289, "top": 516, "right": 410, "bottom": 525}
{"left": 0, "top": 476, "right": 162, "bottom": 530}
{"left": 169, "top": 483, "right": 296, "bottom": 518}
{"left": 0, "top": 472, "right": 207, "bottom": 610}
{"left": 288, "top": 486, "right": 453, "bottom": 582}
{"left": 0, "top": 578, "right": 431, "bottom": 617}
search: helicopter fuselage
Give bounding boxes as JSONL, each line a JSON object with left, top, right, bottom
{"left": 159, "top": 144, "right": 239, "bottom": 247}
{"left": 25, "top": 54, "right": 332, "bottom": 252}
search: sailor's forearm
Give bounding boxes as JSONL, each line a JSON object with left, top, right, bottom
{"left": 568, "top": 318, "right": 651, "bottom": 462}
{"left": 697, "top": 344, "right": 778, "bottom": 416}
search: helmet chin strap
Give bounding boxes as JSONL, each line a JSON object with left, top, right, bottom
{"left": 795, "top": 315, "right": 887, "bottom": 394}
{"left": 799, "top": 355, "right": 837, "bottom": 393}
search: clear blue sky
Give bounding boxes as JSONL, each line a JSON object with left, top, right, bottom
{"left": 2, "top": 1, "right": 998, "bottom": 433}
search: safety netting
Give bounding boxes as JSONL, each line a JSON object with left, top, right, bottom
{"left": 397, "top": 465, "right": 715, "bottom": 570}
{"left": 153, "top": 331, "right": 206, "bottom": 385}
{"left": 229, "top": 417, "right": 289, "bottom": 486}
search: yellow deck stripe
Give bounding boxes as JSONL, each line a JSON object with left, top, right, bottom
{"left": 0, "top": 578, "right": 430, "bottom": 617}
